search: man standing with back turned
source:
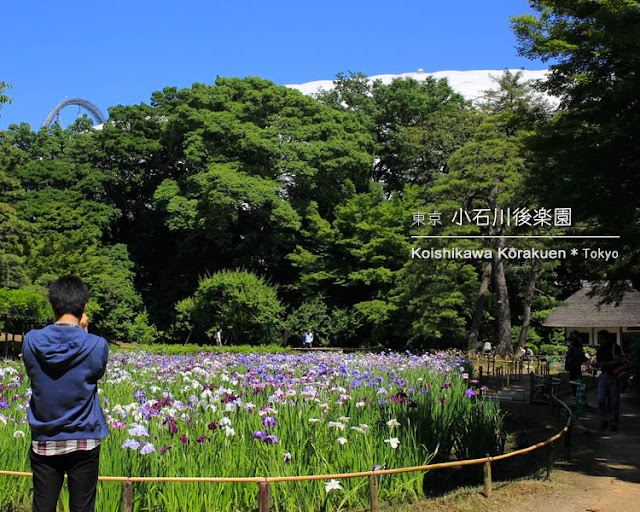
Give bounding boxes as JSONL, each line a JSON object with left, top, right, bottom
{"left": 22, "top": 276, "right": 109, "bottom": 512}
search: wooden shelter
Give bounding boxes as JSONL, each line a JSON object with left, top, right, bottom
{"left": 544, "top": 284, "right": 640, "bottom": 349}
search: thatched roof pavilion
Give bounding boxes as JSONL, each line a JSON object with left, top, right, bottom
{"left": 544, "top": 284, "right": 640, "bottom": 347}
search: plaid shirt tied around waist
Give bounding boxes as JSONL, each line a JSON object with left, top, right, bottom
{"left": 31, "top": 439, "right": 101, "bottom": 456}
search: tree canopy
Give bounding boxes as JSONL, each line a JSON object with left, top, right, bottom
{"left": 512, "top": 0, "right": 640, "bottom": 293}
{"left": 1, "top": 51, "right": 632, "bottom": 351}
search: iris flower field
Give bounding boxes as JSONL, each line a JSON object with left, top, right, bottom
{"left": 0, "top": 350, "right": 505, "bottom": 511}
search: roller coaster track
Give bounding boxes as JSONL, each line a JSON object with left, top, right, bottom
{"left": 42, "top": 98, "right": 107, "bottom": 127}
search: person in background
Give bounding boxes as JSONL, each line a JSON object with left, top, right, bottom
{"left": 565, "top": 330, "right": 586, "bottom": 395}
{"left": 22, "top": 276, "right": 109, "bottom": 512}
{"left": 594, "top": 330, "right": 623, "bottom": 431}
{"left": 215, "top": 328, "right": 223, "bottom": 346}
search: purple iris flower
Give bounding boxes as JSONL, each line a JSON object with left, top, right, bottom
{"left": 128, "top": 424, "right": 150, "bottom": 437}
{"left": 140, "top": 442, "right": 156, "bottom": 455}
{"left": 262, "top": 435, "right": 279, "bottom": 445}
{"left": 122, "top": 439, "right": 140, "bottom": 450}
{"left": 261, "top": 416, "right": 277, "bottom": 428}
{"left": 464, "top": 388, "right": 477, "bottom": 399}
{"left": 164, "top": 418, "right": 178, "bottom": 434}
{"left": 253, "top": 430, "right": 267, "bottom": 439}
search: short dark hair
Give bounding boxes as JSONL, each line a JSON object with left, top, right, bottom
{"left": 49, "top": 276, "right": 89, "bottom": 319}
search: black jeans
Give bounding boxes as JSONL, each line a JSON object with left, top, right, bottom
{"left": 29, "top": 446, "right": 100, "bottom": 512}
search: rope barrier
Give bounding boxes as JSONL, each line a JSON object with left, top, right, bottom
{"left": 0, "top": 421, "right": 571, "bottom": 483}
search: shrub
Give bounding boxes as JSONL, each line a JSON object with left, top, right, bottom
{"left": 0, "top": 288, "right": 50, "bottom": 327}
{"left": 175, "top": 270, "right": 284, "bottom": 345}
{"left": 539, "top": 343, "right": 566, "bottom": 356}
{"left": 283, "top": 299, "right": 329, "bottom": 346}
{"left": 126, "top": 311, "right": 162, "bottom": 344}
{"left": 283, "top": 300, "right": 361, "bottom": 347}
{"left": 511, "top": 326, "right": 542, "bottom": 347}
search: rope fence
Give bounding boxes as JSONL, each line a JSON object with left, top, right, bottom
{"left": 0, "top": 376, "right": 573, "bottom": 511}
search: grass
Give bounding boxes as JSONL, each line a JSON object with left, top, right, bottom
{"left": 372, "top": 469, "right": 570, "bottom": 512}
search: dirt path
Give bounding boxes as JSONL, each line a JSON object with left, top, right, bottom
{"left": 509, "top": 390, "right": 640, "bottom": 512}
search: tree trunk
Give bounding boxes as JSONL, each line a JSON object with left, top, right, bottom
{"left": 489, "top": 184, "right": 512, "bottom": 357}
{"left": 518, "top": 258, "right": 540, "bottom": 349}
{"left": 493, "top": 239, "right": 513, "bottom": 357}
{"left": 468, "top": 259, "right": 493, "bottom": 352}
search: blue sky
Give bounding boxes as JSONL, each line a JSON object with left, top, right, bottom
{"left": 0, "top": 0, "right": 545, "bottom": 130}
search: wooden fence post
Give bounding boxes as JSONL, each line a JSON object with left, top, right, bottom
{"left": 369, "top": 474, "right": 380, "bottom": 512}
{"left": 483, "top": 460, "right": 492, "bottom": 498}
{"left": 546, "top": 442, "right": 555, "bottom": 480}
{"left": 122, "top": 480, "right": 133, "bottom": 512}
{"left": 564, "top": 426, "right": 572, "bottom": 462}
{"left": 258, "top": 481, "right": 270, "bottom": 512}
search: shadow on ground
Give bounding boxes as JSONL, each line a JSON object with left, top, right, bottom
{"left": 559, "top": 390, "right": 640, "bottom": 485}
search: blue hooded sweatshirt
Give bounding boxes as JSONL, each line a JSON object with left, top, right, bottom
{"left": 22, "top": 325, "right": 109, "bottom": 441}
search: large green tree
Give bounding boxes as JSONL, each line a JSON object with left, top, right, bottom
{"left": 0, "top": 143, "right": 28, "bottom": 288}
{"left": 0, "top": 83, "right": 29, "bottom": 288}
{"left": 4, "top": 123, "right": 147, "bottom": 339}
{"left": 512, "top": 0, "right": 640, "bottom": 293}
{"left": 154, "top": 162, "right": 301, "bottom": 277}
{"left": 429, "top": 115, "right": 527, "bottom": 355}
{"left": 317, "top": 73, "right": 476, "bottom": 194}
{"left": 288, "top": 183, "right": 419, "bottom": 344}
{"left": 96, "top": 78, "right": 374, "bottom": 327}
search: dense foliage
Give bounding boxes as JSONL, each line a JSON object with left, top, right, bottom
{"left": 511, "top": 0, "right": 640, "bottom": 297}
{"left": 1, "top": 2, "right": 637, "bottom": 351}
